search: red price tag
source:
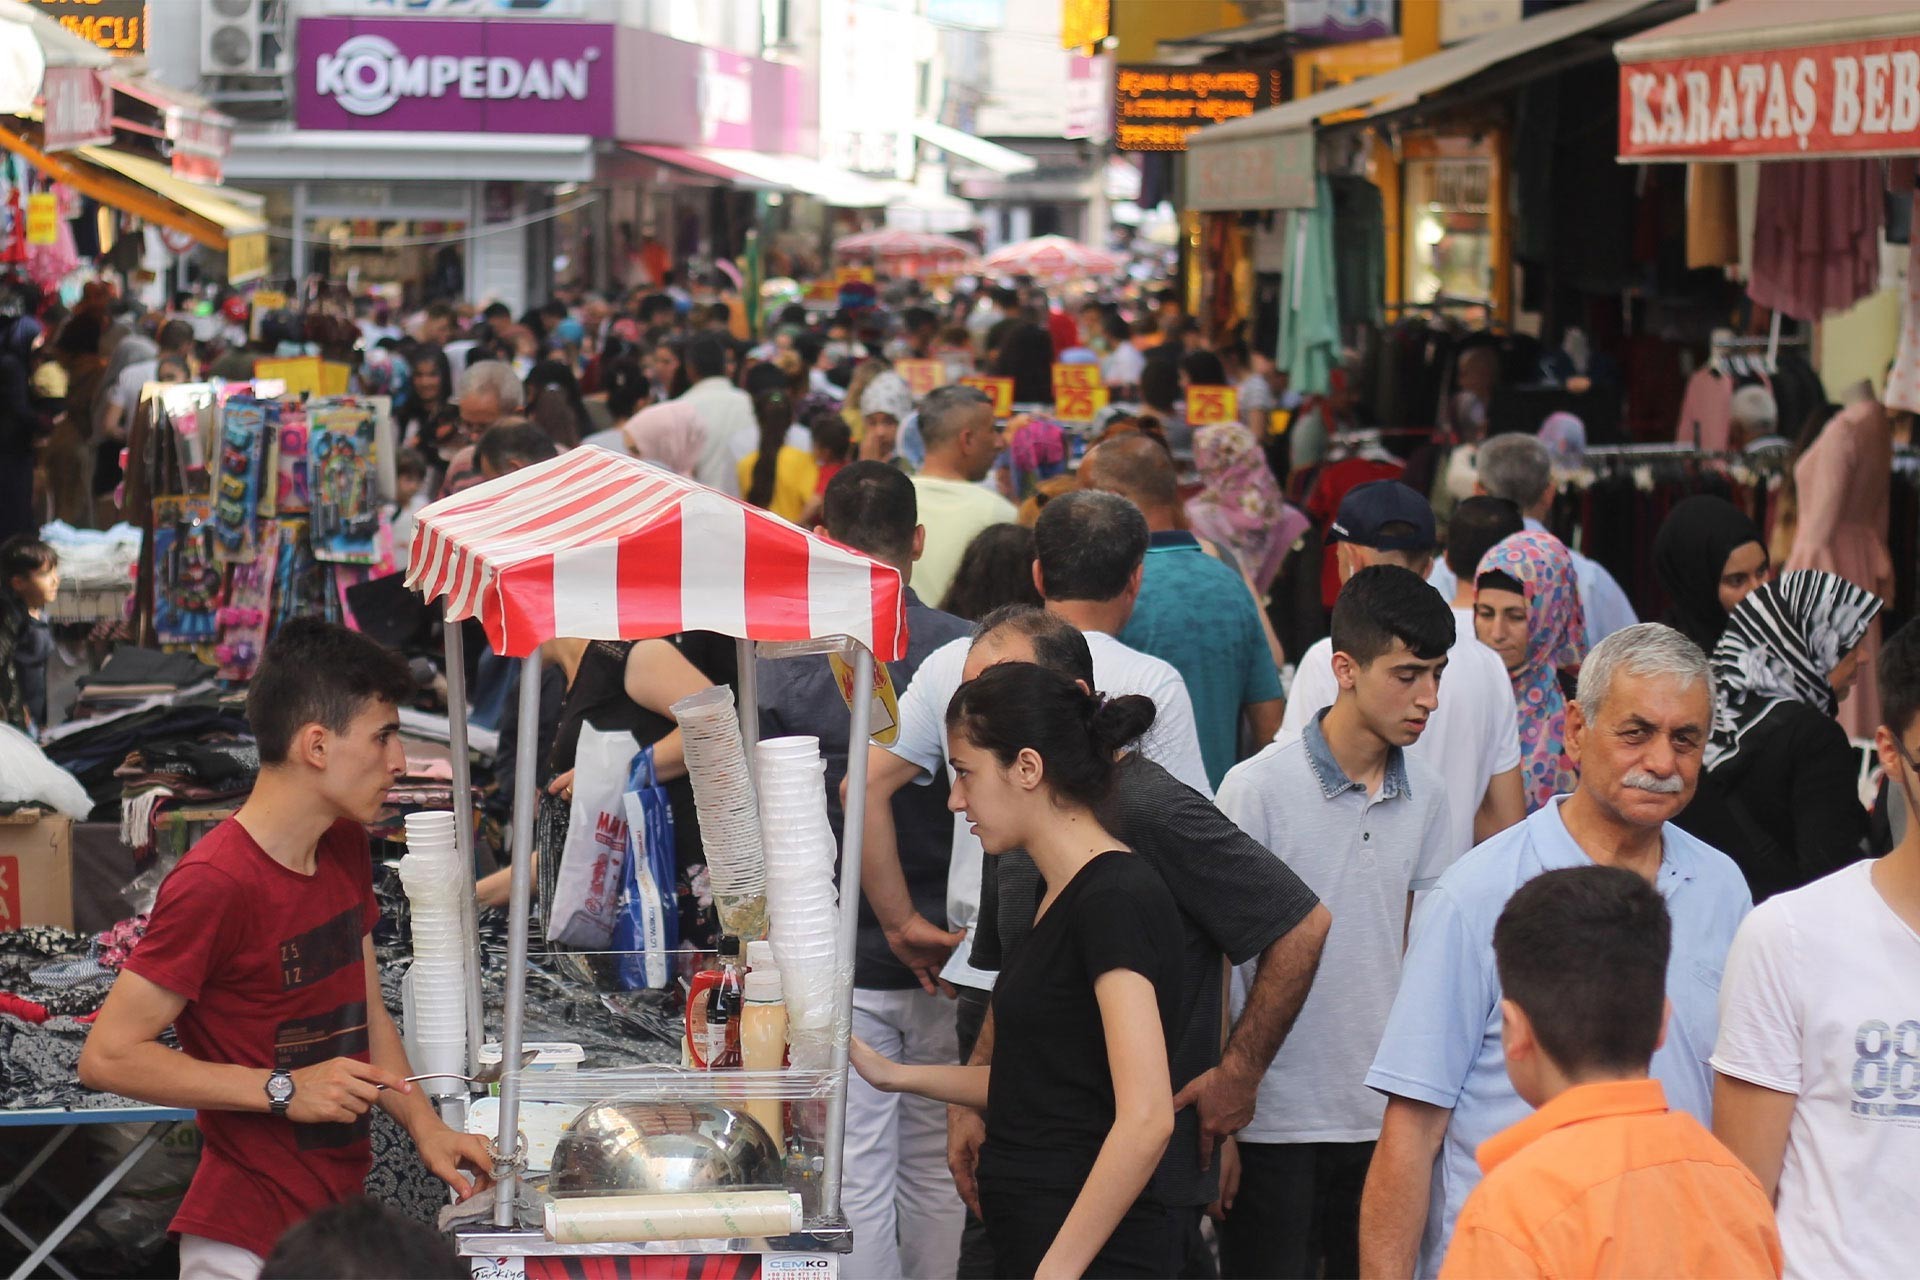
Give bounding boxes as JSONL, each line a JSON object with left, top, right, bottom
{"left": 1054, "top": 385, "right": 1110, "bottom": 424}
{"left": 961, "top": 376, "right": 1015, "bottom": 417}
{"left": 895, "top": 359, "right": 946, "bottom": 399}
{"left": 1052, "top": 362, "right": 1101, "bottom": 393}
{"left": 1185, "top": 385, "right": 1239, "bottom": 427}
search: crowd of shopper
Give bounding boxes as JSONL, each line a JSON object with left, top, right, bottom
{"left": 20, "top": 266, "right": 1919, "bottom": 1280}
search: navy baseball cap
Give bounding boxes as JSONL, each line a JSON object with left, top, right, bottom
{"left": 1329, "top": 481, "right": 1438, "bottom": 551}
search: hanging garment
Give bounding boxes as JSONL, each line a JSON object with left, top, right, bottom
{"left": 1276, "top": 176, "right": 1340, "bottom": 397}
{"left": 1885, "top": 193, "right": 1920, "bottom": 414}
{"left": 1749, "top": 159, "right": 1884, "bottom": 321}
{"left": 1785, "top": 400, "right": 1895, "bottom": 737}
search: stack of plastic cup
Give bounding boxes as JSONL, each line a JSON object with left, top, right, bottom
{"left": 753, "top": 737, "right": 841, "bottom": 1041}
{"left": 399, "top": 810, "right": 468, "bottom": 1096}
{"left": 671, "top": 685, "right": 769, "bottom": 940}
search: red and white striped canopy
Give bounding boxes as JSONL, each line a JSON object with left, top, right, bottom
{"left": 980, "top": 234, "right": 1123, "bottom": 278}
{"left": 406, "top": 449, "right": 907, "bottom": 661}
{"left": 833, "top": 229, "right": 976, "bottom": 260}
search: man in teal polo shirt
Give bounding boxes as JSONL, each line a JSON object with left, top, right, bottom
{"left": 1083, "top": 435, "right": 1284, "bottom": 788}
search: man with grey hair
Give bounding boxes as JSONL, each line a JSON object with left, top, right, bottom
{"left": 1429, "top": 432, "right": 1638, "bottom": 650}
{"left": 437, "top": 361, "right": 530, "bottom": 494}
{"left": 908, "top": 384, "right": 1014, "bottom": 605}
{"left": 1358, "top": 622, "right": 1752, "bottom": 1277}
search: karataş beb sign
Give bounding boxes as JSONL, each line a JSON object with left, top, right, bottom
{"left": 296, "top": 18, "right": 615, "bottom": 135}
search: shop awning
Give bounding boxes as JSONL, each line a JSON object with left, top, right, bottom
{"left": 1185, "top": 0, "right": 1673, "bottom": 211}
{"left": 909, "top": 120, "right": 1036, "bottom": 176}
{"left": 225, "top": 129, "right": 596, "bottom": 183}
{"left": 624, "top": 144, "right": 893, "bottom": 208}
{"left": 0, "top": 0, "right": 118, "bottom": 115}
{"left": 407, "top": 448, "right": 908, "bottom": 661}
{"left": 112, "top": 74, "right": 233, "bottom": 182}
{"left": 1615, "top": 0, "right": 1920, "bottom": 161}
{"left": 0, "top": 121, "right": 263, "bottom": 256}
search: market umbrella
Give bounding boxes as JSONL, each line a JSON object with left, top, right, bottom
{"left": 406, "top": 448, "right": 908, "bottom": 661}
{"left": 979, "top": 234, "right": 1123, "bottom": 278}
{"left": 833, "top": 228, "right": 975, "bottom": 260}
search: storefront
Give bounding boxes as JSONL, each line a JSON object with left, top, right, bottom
{"left": 227, "top": 15, "right": 615, "bottom": 311}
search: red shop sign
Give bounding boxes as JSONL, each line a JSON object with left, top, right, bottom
{"left": 1619, "top": 34, "right": 1920, "bottom": 161}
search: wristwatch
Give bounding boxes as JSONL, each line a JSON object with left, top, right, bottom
{"left": 265, "top": 1069, "right": 295, "bottom": 1118}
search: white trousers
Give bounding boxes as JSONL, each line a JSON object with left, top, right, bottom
{"left": 178, "top": 1234, "right": 263, "bottom": 1280}
{"left": 843, "top": 986, "right": 965, "bottom": 1280}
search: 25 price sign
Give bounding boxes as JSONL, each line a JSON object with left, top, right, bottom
{"left": 1054, "top": 385, "right": 1109, "bottom": 423}
{"left": 1185, "top": 385, "right": 1239, "bottom": 426}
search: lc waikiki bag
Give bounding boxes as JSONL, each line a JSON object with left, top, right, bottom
{"left": 612, "top": 746, "right": 678, "bottom": 990}
{"left": 546, "top": 725, "right": 636, "bottom": 948}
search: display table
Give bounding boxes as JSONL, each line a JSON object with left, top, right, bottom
{"left": 0, "top": 1105, "right": 193, "bottom": 1280}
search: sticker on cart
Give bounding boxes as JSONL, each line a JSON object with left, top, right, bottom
{"left": 469, "top": 1257, "right": 525, "bottom": 1279}
{"left": 829, "top": 651, "right": 899, "bottom": 746}
{"left": 764, "top": 1254, "right": 839, "bottom": 1278}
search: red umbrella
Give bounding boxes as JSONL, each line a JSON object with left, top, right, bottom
{"left": 979, "top": 234, "right": 1123, "bottom": 278}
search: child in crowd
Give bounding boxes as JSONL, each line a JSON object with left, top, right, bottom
{"left": 1440, "top": 866, "right": 1782, "bottom": 1278}
{"left": 0, "top": 536, "right": 59, "bottom": 734}
{"left": 798, "top": 410, "right": 852, "bottom": 528}
{"left": 389, "top": 447, "right": 430, "bottom": 570}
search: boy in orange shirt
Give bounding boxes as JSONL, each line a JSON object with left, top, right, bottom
{"left": 1439, "top": 866, "right": 1782, "bottom": 1279}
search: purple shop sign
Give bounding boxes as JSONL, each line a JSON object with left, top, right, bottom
{"left": 296, "top": 18, "right": 615, "bottom": 135}
{"left": 613, "top": 27, "right": 811, "bottom": 155}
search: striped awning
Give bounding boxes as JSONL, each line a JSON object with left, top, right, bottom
{"left": 406, "top": 449, "right": 907, "bottom": 661}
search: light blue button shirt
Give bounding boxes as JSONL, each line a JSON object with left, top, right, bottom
{"left": 1364, "top": 796, "right": 1752, "bottom": 1278}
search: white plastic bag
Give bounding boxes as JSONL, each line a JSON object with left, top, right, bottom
{"left": 0, "top": 723, "right": 92, "bottom": 818}
{"left": 546, "top": 725, "right": 637, "bottom": 947}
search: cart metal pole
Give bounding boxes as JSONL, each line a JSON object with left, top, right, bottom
{"left": 492, "top": 650, "right": 544, "bottom": 1226}
{"left": 443, "top": 619, "right": 485, "bottom": 1080}
{"left": 821, "top": 646, "right": 874, "bottom": 1218}
{"left": 736, "top": 638, "right": 759, "bottom": 764}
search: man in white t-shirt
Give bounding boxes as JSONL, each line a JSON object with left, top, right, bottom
{"left": 908, "top": 385, "right": 1016, "bottom": 607}
{"left": 1279, "top": 481, "right": 1525, "bottom": 865}
{"left": 853, "top": 489, "right": 1210, "bottom": 996}
{"left": 1711, "top": 620, "right": 1920, "bottom": 1280}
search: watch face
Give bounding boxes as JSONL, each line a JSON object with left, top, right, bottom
{"left": 267, "top": 1073, "right": 294, "bottom": 1103}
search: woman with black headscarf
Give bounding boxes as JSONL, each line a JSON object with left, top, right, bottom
{"left": 1675, "top": 570, "right": 1882, "bottom": 901}
{"left": 1652, "top": 495, "right": 1771, "bottom": 655}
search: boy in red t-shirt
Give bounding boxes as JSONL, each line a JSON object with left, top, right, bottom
{"left": 81, "top": 619, "right": 492, "bottom": 1278}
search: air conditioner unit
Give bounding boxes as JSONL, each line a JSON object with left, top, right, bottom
{"left": 201, "top": 0, "right": 283, "bottom": 77}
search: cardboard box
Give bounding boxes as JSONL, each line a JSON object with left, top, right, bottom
{"left": 0, "top": 813, "right": 74, "bottom": 931}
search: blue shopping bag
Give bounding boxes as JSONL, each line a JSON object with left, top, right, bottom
{"left": 611, "top": 746, "right": 678, "bottom": 990}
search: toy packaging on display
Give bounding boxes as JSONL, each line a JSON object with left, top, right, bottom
{"left": 211, "top": 397, "right": 274, "bottom": 564}
{"left": 308, "top": 400, "right": 381, "bottom": 563}
{"left": 151, "top": 497, "right": 222, "bottom": 645}
{"left": 215, "top": 521, "right": 279, "bottom": 681}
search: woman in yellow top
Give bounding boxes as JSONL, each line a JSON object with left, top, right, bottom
{"left": 739, "top": 388, "right": 818, "bottom": 523}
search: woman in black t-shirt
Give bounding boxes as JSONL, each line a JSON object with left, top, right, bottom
{"left": 851, "top": 662, "right": 1184, "bottom": 1279}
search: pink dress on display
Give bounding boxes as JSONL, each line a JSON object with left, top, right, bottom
{"left": 1784, "top": 400, "right": 1894, "bottom": 738}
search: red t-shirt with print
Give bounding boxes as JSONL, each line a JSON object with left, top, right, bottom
{"left": 125, "top": 817, "right": 382, "bottom": 1258}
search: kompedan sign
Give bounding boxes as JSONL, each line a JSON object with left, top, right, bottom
{"left": 1620, "top": 33, "right": 1920, "bottom": 160}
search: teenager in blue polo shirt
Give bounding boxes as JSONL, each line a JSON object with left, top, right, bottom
{"left": 1214, "top": 566, "right": 1455, "bottom": 1279}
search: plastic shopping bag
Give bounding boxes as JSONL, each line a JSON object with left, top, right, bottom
{"left": 612, "top": 747, "right": 679, "bottom": 990}
{"left": 547, "top": 725, "right": 636, "bottom": 947}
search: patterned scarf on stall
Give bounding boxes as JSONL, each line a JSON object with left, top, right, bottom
{"left": 1478, "top": 530, "right": 1587, "bottom": 812}
{"left": 1707, "top": 570, "right": 1882, "bottom": 770}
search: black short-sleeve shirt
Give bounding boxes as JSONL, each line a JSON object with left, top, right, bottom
{"left": 972, "top": 755, "right": 1323, "bottom": 1207}
{"left": 979, "top": 851, "right": 1183, "bottom": 1192}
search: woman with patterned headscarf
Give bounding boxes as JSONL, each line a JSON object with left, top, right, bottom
{"left": 1474, "top": 530, "right": 1587, "bottom": 812}
{"left": 1681, "top": 570, "right": 1882, "bottom": 900}
{"left": 1185, "top": 420, "right": 1307, "bottom": 598}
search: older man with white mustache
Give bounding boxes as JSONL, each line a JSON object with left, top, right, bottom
{"left": 1353, "top": 623, "right": 1755, "bottom": 1279}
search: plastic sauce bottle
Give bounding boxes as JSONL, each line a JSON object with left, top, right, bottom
{"left": 704, "top": 938, "right": 746, "bottom": 1070}
{"left": 741, "top": 964, "right": 789, "bottom": 1146}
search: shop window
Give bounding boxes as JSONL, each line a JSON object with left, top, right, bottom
{"left": 1403, "top": 157, "right": 1491, "bottom": 313}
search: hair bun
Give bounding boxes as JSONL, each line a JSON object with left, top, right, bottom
{"left": 1086, "top": 692, "right": 1157, "bottom": 756}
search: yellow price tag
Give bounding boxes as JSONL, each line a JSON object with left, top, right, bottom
{"left": 895, "top": 359, "right": 947, "bottom": 399}
{"left": 1054, "top": 385, "right": 1109, "bottom": 424}
{"left": 961, "top": 376, "right": 1015, "bottom": 417}
{"left": 1185, "top": 385, "right": 1240, "bottom": 426}
{"left": 1052, "top": 362, "right": 1101, "bottom": 393}
{"left": 24, "top": 194, "right": 56, "bottom": 246}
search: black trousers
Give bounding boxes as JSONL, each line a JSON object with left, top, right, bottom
{"left": 979, "top": 1181, "right": 1183, "bottom": 1280}
{"left": 1218, "top": 1140, "right": 1373, "bottom": 1280}
{"left": 955, "top": 986, "right": 997, "bottom": 1280}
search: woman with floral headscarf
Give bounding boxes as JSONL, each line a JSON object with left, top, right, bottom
{"left": 1184, "top": 420, "right": 1306, "bottom": 598}
{"left": 1474, "top": 530, "right": 1587, "bottom": 812}
{"left": 1677, "top": 570, "right": 1882, "bottom": 900}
